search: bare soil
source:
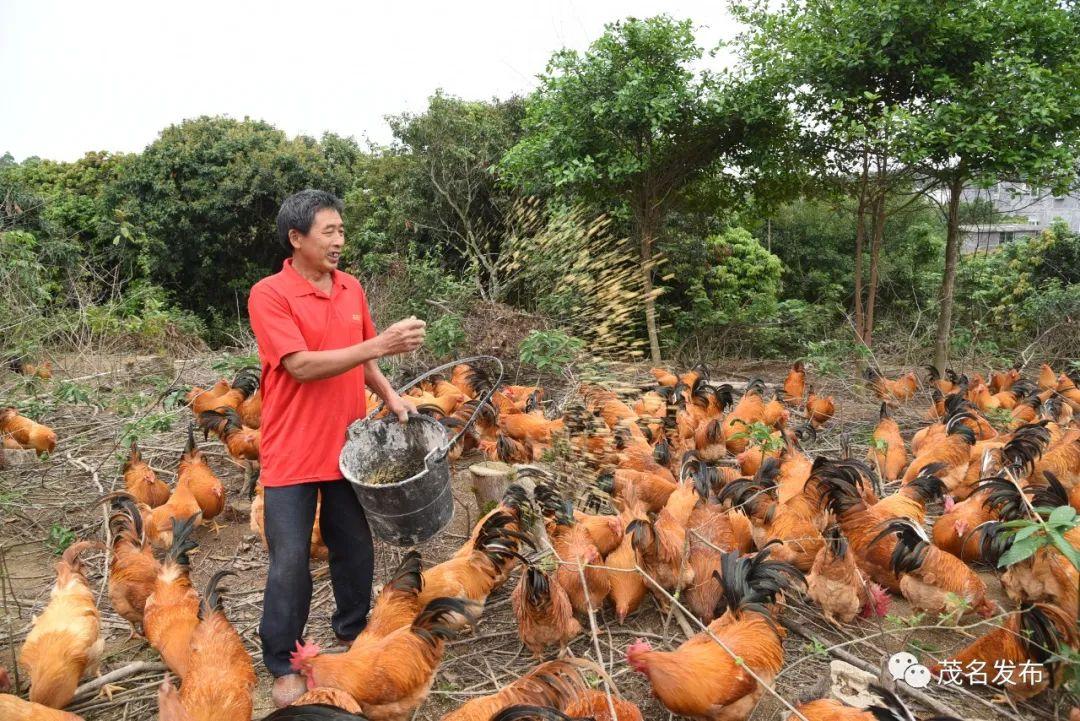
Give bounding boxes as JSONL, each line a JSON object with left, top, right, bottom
{"left": 0, "top": 355, "right": 1072, "bottom": 720}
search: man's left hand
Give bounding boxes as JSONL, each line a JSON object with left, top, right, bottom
{"left": 386, "top": 394, "right": 418, "bottom": 424}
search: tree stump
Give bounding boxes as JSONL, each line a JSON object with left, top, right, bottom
{"left": 468, "top": 461, "right": 513, "bottom": 514}
{"left": 1, "top": 448, "right": 39, "bottom": 468}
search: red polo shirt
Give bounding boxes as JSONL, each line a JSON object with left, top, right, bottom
{"left": 248, "top": 259, "right": 377, "bottom": 487}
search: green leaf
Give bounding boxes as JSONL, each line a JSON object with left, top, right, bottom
{"left": 1047, "top": 505, "right": 1077, "bottom": 526}
{"left": 1012, "top": 524, "right": 1041, "bottom": 541}
{"left": 996, "top": 535, "right": 1044, "bottom": 568}
{"left": 1047, "top": 530, "right": 1080, "bottom": 572}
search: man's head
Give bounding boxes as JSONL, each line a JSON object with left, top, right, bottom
{"left": 277, "top": 189, "right": 345, "bottom": 274}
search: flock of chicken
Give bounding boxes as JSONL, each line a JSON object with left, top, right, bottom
{"left": 2, "top": 357, "right": 1080, "bottom": 721}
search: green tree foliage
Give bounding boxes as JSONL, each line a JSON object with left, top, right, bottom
{"left": 502, "top": 15, "right": 786, "bottom": 361}
{"left": 117, "top": 116, "right": 359, "bottom": 333}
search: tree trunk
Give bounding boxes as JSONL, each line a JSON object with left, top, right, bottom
{"left": 934, "top": 177, "right": 965, "bottom": 374}
{"left": 853, "top": 154, "right": 870, "bottom": 342}
{"left": 864, "top": 158, "right": 888, "bottom": 347}
{"left": 640, "top": 213, "right": 662, "bottom": 363}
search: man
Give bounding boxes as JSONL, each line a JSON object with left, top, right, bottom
{"left": 248, "top": 188, "right": 426, "bottom": 706}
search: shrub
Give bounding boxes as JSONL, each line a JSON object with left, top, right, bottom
{"left": 425, "top": 314, "right": 467, "bottom": 359}
{"left": 519, "top": 329, "right": 585, "bottom": 371}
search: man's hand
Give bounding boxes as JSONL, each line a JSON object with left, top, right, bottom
{"left": 376, "top": 317, "right": 426, "bottom": 357}
{"left": 385, "top": 394, "right": 418, "bottom": 424}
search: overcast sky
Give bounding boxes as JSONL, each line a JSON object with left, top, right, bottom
{"left": 2, "top": 0, "right": 738, "bottom": 162}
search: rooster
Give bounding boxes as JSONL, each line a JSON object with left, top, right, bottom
{"left": 902, "top": 415, "right": 976, "bottom": 495}
{"left": 626, "top": 548, "right": 804, "bottom": 721}
{"left": 511, "top": 565, "right": 582, "bottom": 658}
{"left": 806, "top": 525, "right": 888, "bottom": 626}
{"left": 930, "top": 603, "right": 1078, "bottom": 699}
{"left": 238, "top": 387, "right": 262, "bottom": 429}
{"left": 925, "top": 366, "right": 960, "bottom": 394}
{"left": 870, "top": 519, "right": 994, "bottom": 619}
{"left": 197, "top": 407, "right": 260, "bottom": 461}
{"left": 864, "top": 368, "right": 918, "bottom": 403}
{"left": 597, "top": 469, "right": 676, "bottom": 515}
{"left": 0, "top": 695, "right": 84, "bottom": 721}
{"left": 789, "top": 683, "right": 961, "bottom": 721}
{"left": 291, "top": 688, "right": 363, "bottom": 713}
{"left": 0, "top": 407, "right": 57, "bottom": 455}
{"left": 724, "top": 381, "right": 767, "bottom": 453}
{"left": 104, "top": 495, "right": 160, "bottom": 636}
{"left": 543, "top": 499, "right": 610, "bottom": 616}
{"left": 291, "top": 597, "right": 480, "bottom": 721}
{"left": 144, "top": 517, "right": 202, "bottom": 679}
{"left": 18, "top": 541, "right": 104, "bottom": 709}
{"left": 683, "top": 499, "right": 753, "bottom": 623}
{"left": 177, "top": 425, "right": 226, "bottom": 530}
{"left": 781, "top": 361, "right": 806, "bottom": 406}
{"left": 627, "top": 482, "right": 696, "bottom": 606}
{"left": 123, "top": 440, "right": 170, "bottom": 507}
{"left": 440, "top": 659, "right": 595, "bottom": 721}
{"left": 605, "top": 502, "right": 649, "bottom": 624}
{"left": 159, "top": 571, "right": 256, "bottom": 721}
{"left": 804, "top": 387, "right": 835, "bottom": 428}
{"left": 868, "top": 403, "right": 907, "bottom": 481}
{"left": 420, "top": 512, "right": 530, "bottom": 608}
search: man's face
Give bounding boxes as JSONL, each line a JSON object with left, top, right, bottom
{"left": 291, "top": 208, "right": 344, "bottom": 274}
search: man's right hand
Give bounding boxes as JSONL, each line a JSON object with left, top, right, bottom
{"left": 376, "top": 317, "right": 426, "bottom": 356}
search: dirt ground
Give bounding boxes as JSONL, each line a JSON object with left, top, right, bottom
{"left": 0, "top": 354, "right": 1073, "bottom": 720}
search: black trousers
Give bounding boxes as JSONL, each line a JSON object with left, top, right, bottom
{"left": 259, "top": 479, "right": 374, "bottom": 677}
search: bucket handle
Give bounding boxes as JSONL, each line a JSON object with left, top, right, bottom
{"left": 364, "top": 355, "right": 504, "bottom": 458}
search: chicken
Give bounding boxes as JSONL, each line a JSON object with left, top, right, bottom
{"left": 197, "top": 407, "right": 260, "bottom": 461}
{"left": 420, "top": 512, "right": 528, "bottom": 608}
{"left": 781, "top": 361, "right": 806, "bottom": 406}
{"left": 925, "top": 365, "right": 959, "bottom": 395}
{"left": 0, "top": 695, "right": 84, "bottom": 721}
{"left": 195, "top": 369, "right": 259, "bottom": 414}
{"left": 18, "top": 541, "right": 103, "bottom": 709}
{"left": 626, "top": 549, "right": 803, "bottom": 721}
{"left": 547, "top": 503, "right": 610, "bottom": 616}
{"left": 864, "top": 368, "right": 919, "bottom": 403}
{"left": 868, "top": 403, "right": 907, "bottom": 481}
{"left": 511, "top": 565, "right": 583, "bottom": 658}
{"left": 724, "top": 381, "right": 767, "bottom": 453}
{"left": 605, "top": 524, "right": 648, "bottom": 623}
{"left": 292, "top": 687, "right": 362, "bottom": 713}
{"left": 627, "top": 482, "right": 697, "bottom": 604}
{"left": 1038, "top": 363, "right": 1057, "bottom": 391}
{"left": 870, "top": 519, "right": 994, "bottom": 619}
{"left": 930, "top": 603, "right": 1078, "bottom": 699}
{"left": 789, "top": 684, "right": 957, "bottom": 721}
{"left": 0, "top": 407, "right": 57, "bottom": 455}
{"left": 598, "top": 470, "right": 676, "bottom": 514}
{"left": 165, "top": 571, "right": 256, "bottom": 721}
{"left": 804, "top": 387, "right": 835, "bottom": 428}
{"left": 144, "top": 517, "right": 202, "bottom": 679}
{"left": 441, "top": 659, "right": 593, "bottom": 721}
{"left": 649, "top": 368, "right": 679, "bottom": 388}
{"left": 806, "top": 525, "right": 888, "bottom": 626}
{"left": 238, "top": 387, "right": 262, "bottom": 429}
{"left": 178, "top": 424, "right": 225, "bottom": 527}
{"left": 931, "top": 484, "right": 996, "bottom": 561}
{"left": 185, "top": 379, "right": 231, "bottom": 415}
{"left": 144, "top": 458, "right": 204, "bottom": 549}
{"left": 122, "top": 440, "right": 170, "bottom": 508}
{"left": 683, "top": 502, "right": 752, "bottom": 623}
{"left": 902, "top": 415, "right": 976, "bottom": 496}
{"left": 812, "top": 462, "right": 945, "bottom": 591}
{"left": 366, "top": 551, "right": 425, "bottom": 639}
{"left": 104, "top": 495, "right": 159, "bottom": 634}
{"left": 1033, "top": 436, "right": 1080, "bottom": 487}
{"left": 564, "top": 690, "right": 644, "bottom": 721}
{"left": 290, "top": 597, "right": 480, "bottom": 721}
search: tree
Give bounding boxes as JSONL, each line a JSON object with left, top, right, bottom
{"left": 387, "top": 92, "right": 524, "bottom": 300}
{"left": 502, "top": 15, "right": 785, "bottom": 361}
{"left": 119, "top": 116, "right": 359, "bottom": 329}
{"left": 894, "top": 0, "right": 1080, "bottom": 371}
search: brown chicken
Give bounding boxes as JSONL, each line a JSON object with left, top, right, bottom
{"left": 104, "top": 495, "right": 160, "bottom": 634}
{"left": 925, "top": 366, "right": 960, "bottom": 395}
{"left": 626, "top": 549, "right": 803, "bottom": 721}
{"left": 1038, "top": 363, "right": 1057, "bottom": 391}
{"left": 144, "top": 517, "right": 202, "bottom": 679}
{"left": 903, "top": 416, "right": 975, "bottom": 495}
{"left": 0, "top": 695, "right": 84, "bottom": 721}
{"left": 420, "top": 513, "right": 528, "bottom": 608}
{"left": 804, "top": 387, "right": 835, "bottom": 428}
{"left": 627, "top": 482, "right": 696, "bottom": 604}
{"left": 18, "top": 541, "right": 103, "bottom": 709}
{"left": 870, "top": 519, "right": 994, "bottom": 619}
{"left": 1033, "top": 436, "right": 1080, "bottom": 487}
{"left": 930, "top": 603, "right": 1078, "bottom": 699}
{"left": 597, "top": 469, "right": 676, "bottom": 515}
{"left": 123, "top": 440, "right": 170, "bottom": 507}
{"left": 864, "top": 368, "right": 919, "bottom": 403}
{"left": 789, "top": 684, "right": 956, "bottom": 721}
{"left": 547, "top": 504, "right": 611, "bottom": 616}
{"left": 366, "top": 551, "right": 426, "bottom": 638}
{"left": 649, "top": 367, "right": 679, "bottom": 388}
{"left": 868, "top": 403, "right": 907, "bottom": 481}
{"left": 185, "top": 379, "right": 231, "bottom": 416}
{"left": 0, "top": 407, "right": 57, "bottom": 455}
{"left": 197, "top": 407, "right": 260, "bottom": 461}
{"left": 290, "top": 597, "right": 480, "bottom": 721}
{"left": 563, "top": 690, "right": 644, "bottom": 721}
{"left": 605, "top": 504, "right": 649, "bottom": 624}
{"left": 177, "top": 425, "right": 225, "bottom": 528}
{"left": 782, "top": 361, "right": 806, "bottom": 406}
{"left": 724, "top": 381, "right": 767, "bottom": 453}
{"left": 158, "top": 571, "right": 256, "bottom": 721}
{"left": 441, "top": 659, "right": 594, "bottom": 721}
{"left": 144, "top": 461, "right": 204, "bottom": 550}
{"left": 192, "top": 370, "right": 259, "bottom": 415}
{"left": 291, "top": 687, "right": 363, "bottom": 712}
{"left": 237, "top": 387, "right": 262, "bottom": 429}
{"left": 806, "top": 525, "right": 889, "bottom": 626}
{"left": 512, "top": 565, "right": 583, "bottom": 658}
{"left": 683, "top": 500, "right": 753, "bottom": 623}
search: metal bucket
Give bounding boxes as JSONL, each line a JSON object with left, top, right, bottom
{"left": 339, "top": 356, "right": 502, "bottom": 547}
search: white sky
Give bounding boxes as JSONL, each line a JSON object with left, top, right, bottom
{"left": 2, "top": 0, "right": 738, "bottom": 162}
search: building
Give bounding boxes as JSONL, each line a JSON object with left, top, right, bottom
{"left": 960, "top": 181, "right": 1080, "bottom": 254}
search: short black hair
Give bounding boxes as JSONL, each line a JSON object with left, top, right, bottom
{"left": 276, "top": 189, "right": 344, "bottom": 250}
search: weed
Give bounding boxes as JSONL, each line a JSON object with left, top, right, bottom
{"left": 46, "top": 524, "right": 76, "bottom": 555}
